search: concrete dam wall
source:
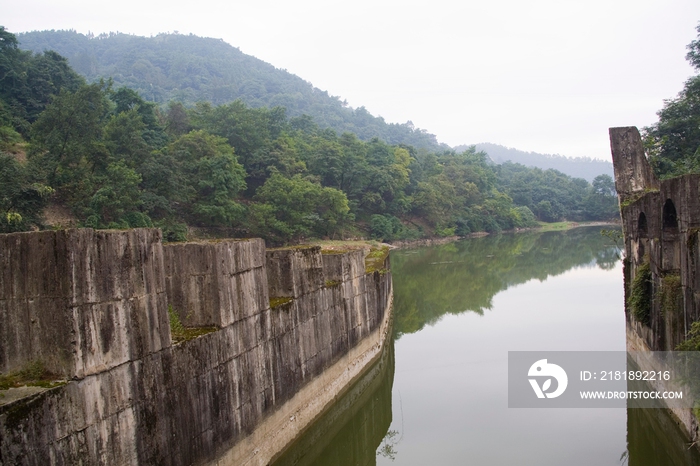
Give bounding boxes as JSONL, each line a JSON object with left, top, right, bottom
{"left": 0, "top": 229, "right": 393, "bottom": 465}
{"left": 610, "top": 126, "right": 700, "bottom": 444}
{"left": 610, "top": 127, "right": 699, "bottom": 352}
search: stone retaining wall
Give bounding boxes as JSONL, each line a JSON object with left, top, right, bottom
{"left": 0, "top": 230, "right": 392, "bottom": 466}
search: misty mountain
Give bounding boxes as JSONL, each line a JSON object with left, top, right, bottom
{"left": 454, "top": 142, "right": 614, "bottom": 182}
{"left": 17, "top": 29, "right": 448, "bottom": 151}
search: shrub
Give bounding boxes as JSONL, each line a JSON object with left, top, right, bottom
{"left": 628, "top": 261, "right": 652, "bottom": 325}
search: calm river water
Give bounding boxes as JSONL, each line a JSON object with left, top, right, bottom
{"left": 274, "top": 226, "right": 700, "bottom": 466}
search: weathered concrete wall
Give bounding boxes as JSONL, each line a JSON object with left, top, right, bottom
{"left": 0, "top": 228, "right": 169, "bottom": 379}
{"left": 163, "top": 238, "right": 268, "bottom": 327}
{"left": 0, "top": 231, "right": 392, "bottom": 466}
{"left": 609, "top": 126, "right": 660, "bottom": 201}
{"left": 626, "top": 324, "right": 699, "bottom": 445}
{"left": 266, "top": 247, "right": 325, "bottom": 299}
{"left": 216, "top": 274, "right": 393, "bottom": 466}
{"left": 611, "top": 126, "right": 700, "bottom": 446}
{"left": 610, "top": 127, "right": 700, "bottom": 351}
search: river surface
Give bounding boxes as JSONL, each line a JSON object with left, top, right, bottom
{"left": 274, "top": 227, "right": 700, "bottom": 466}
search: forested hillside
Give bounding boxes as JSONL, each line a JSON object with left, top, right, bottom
{"left": 16, "top": 29, "right": 447, "bottom": 152}
{"left": 0, "top": 27, "right": 618, "bottom": 243}
{"left": 454, "top": 143, "right": 614, "bottom": 182}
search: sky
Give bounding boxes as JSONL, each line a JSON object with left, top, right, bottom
{"left": 3, "top": 0, "right": 700, "bottom": 160}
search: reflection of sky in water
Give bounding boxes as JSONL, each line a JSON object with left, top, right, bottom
{"left": 379, "top": 261, "right": 627, "bottom": 465}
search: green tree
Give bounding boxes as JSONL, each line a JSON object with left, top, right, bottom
{"left": 251, "top": 172, "right": 350, "bottom": 242}
{"left": 0, "top": 28, "right": 83, "bottom": 135}
{"left": 104, "top": 109, "right": 151, "bottom": 170}
{"left": 495, "top": 161, "right": 601, "bottom": 221}
{"left": 87, "top": 161, "right": 145, "bottom": 228}
{"left": 110, "top": 86, "right": 166, "bottom": 148}
{"left": 0, "top": 153, "right": 53, "bottom": 232}
{"left": 164, "top": 101, "right": 191, "bottom": 137}
{"left": 583, "top": 174, "right": 618, "bottom": 220}
{"left": 164, "top": 130, "right": 246, "bottom": 226}
{"left": 644, "top": 23, "right": 700, "bottom": 178}
{"left": 190, "top": 100, "right": 287, "bottom": 191}
{"left": 359, "top": 139, "right": 413, "bottom": 214}
{"left": 370, "top": 214, "right": 403, "bottom": 241}
{"left": 30, "top": 81, "right": 111, "bottom": 191}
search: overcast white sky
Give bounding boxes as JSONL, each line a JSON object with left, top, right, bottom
{"left": 4, "top": 0, "right": 700, "bottom": 160}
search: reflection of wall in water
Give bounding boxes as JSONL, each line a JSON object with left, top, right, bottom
{"left": 627, "top": 406, "right": 700, "bottom": 466}
{"left": 272, "top": 337, "right": 395, "bottom": 466}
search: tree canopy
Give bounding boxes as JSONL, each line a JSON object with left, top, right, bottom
{"left": 644, "top": 22, "right": 700, "bottom": 178}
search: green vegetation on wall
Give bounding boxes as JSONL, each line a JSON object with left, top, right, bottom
{"left": 628, "top": 260, "right": 652, "bottom": 326}
{"left": 660, "top": 273, "right": 682, "bottom": 318}
{"left": 677, "top": 322, "right": 700, "bottom": 351}
{"left": 167, "top": 305, "right": 216, "bottom": 344}
{"left": 0, "top": 360, "right": 63, "bottom": 390}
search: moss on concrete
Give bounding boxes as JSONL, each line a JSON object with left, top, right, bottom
{"left": 365, "top": 246, "right": 390, "bottom": 274}
{"left": 0, "top": 361, "right": 65, "bottom": 390}
{"left": 270, "top": 296, "right": 294, "bottom": 309}
{"left": 629, "top": 260, "right": 652, "bottom": 325}
{"left": 660, "top": 273, "right": 682, "bottom": 318}
{"left": 168, "top": 305, "right": 218, "bottom": 344}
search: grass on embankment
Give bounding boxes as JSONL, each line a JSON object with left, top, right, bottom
{"left": 307, "top": 239, "right": 385, "bottom": 254}
{"left": 305, "top": 240, "right": 390, "bottom": 274}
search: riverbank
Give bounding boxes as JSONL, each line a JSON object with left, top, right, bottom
{"left": 386, "top": 220, "right": 620, "bottom": 249}
{"left": 304, "top": 221, "right": 619, "bottom": 252}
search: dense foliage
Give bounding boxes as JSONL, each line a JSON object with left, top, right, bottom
{"left": 644, "top": 23, "right": 700, "bottom": 178}
{"left": 0, "top": 27, "right": 83, "bottom": 137}
{"left": 496, "top": 162, "right": 618, "bottom": 223}
{"left": 0, "top": 27, "right": 618, "bottom": 242}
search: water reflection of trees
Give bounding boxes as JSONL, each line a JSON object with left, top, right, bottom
{"left": 391, "top": 227, "right": 621, "bottom": 338}
{"left": 272, "top": 340, "right": 395, "bottom": 466}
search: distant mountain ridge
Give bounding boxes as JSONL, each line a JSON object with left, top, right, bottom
{"left": 455, "top": 142, "right": 614, "bottom": 182}
{"left": 17, "top": 29, "right": 448, "bottom": 151}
